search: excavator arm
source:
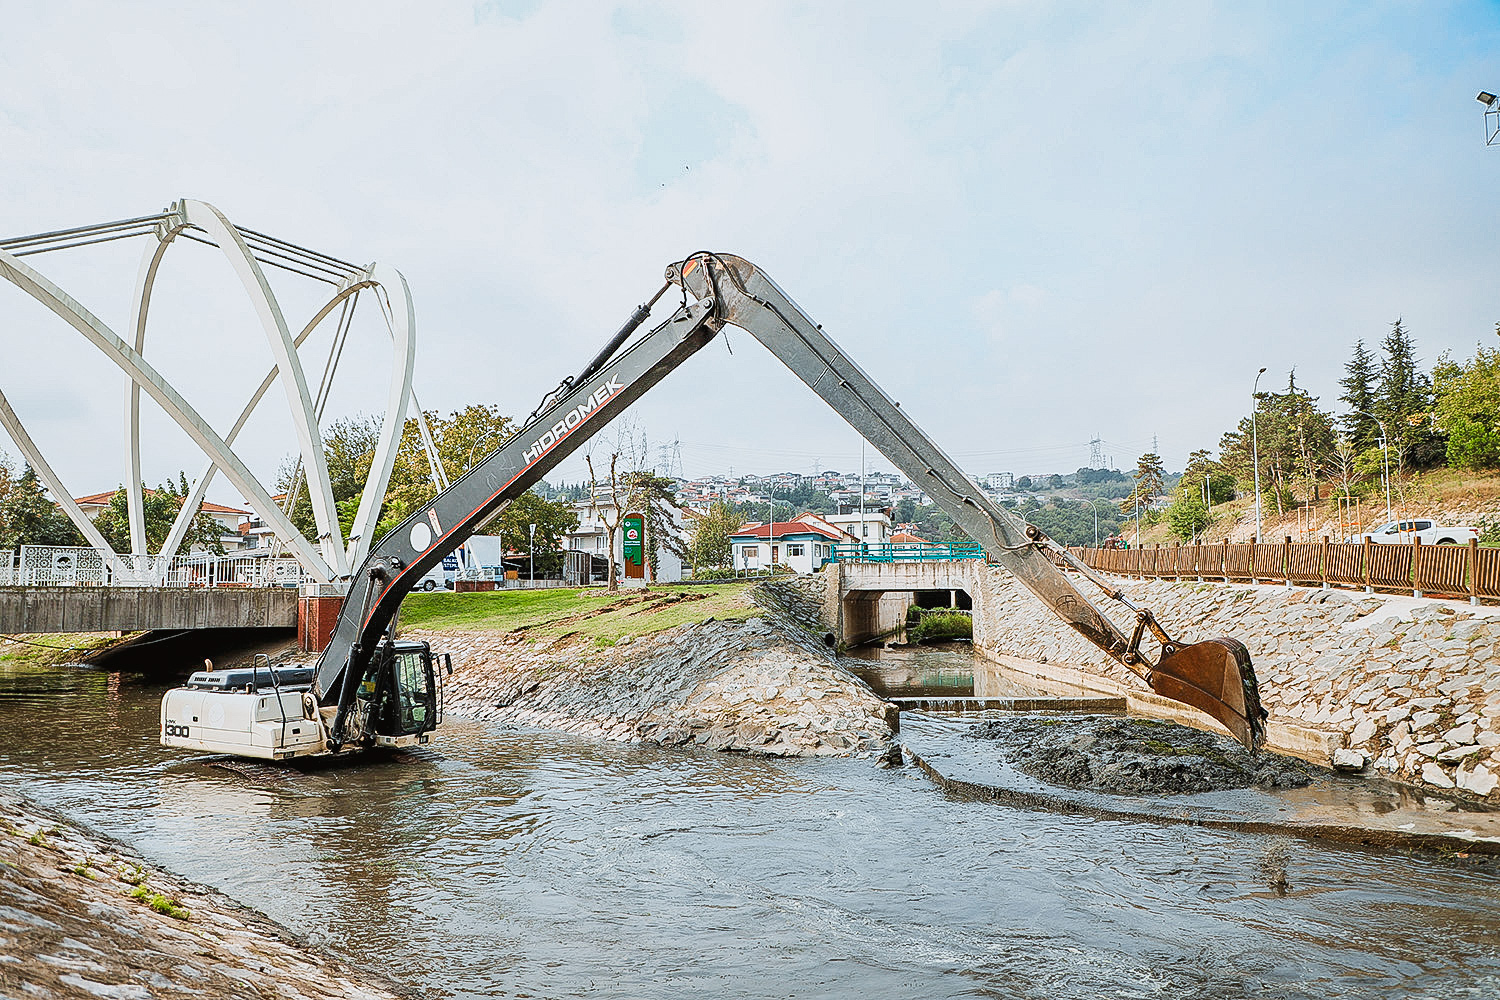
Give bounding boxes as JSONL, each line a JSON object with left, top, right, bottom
{"left": 312, "top": 253, "right": 1266, "bottom": 753}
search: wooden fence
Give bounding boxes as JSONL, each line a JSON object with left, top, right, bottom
{"left": 1065, "top": 537, "right": 1492, "bottom": 602}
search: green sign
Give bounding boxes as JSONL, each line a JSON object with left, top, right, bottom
{"left": 622, "top": 513, "right": 645, "bottom": 566}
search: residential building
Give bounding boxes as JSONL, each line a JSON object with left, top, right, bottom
{"left": 565, "top": 494, "right": 688, "bottom": 583}
{"left": 825, "top": 509, "right": 892, "bottom": 545}
{"left": 730, "top": 517, "right": 844, "bottom": 574}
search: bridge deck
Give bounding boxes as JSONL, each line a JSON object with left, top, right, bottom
{"left": 0, "top": 587, "right": 298, "bottom": 633}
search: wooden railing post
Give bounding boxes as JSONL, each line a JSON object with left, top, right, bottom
{"left": 1249, "top": 537, "right": 1258, "bottom": 584}
{"left": 1412, "top": 536, "right": 1423, "bottom": 599}
{"left": 1363, "top": 536, "right": 1373, "bottom": 593}
{"left": 1320, "top": 535, "right": 1330, "bottom": 590}
{"left": 1283, "top": 535, "right": 1292, "bottom": 590}
{"left": 1221, "top": 538, "right": 1230, "bottom": 583}
{"left": 1470, "top": 537, "right": 1481, "bottom": 606}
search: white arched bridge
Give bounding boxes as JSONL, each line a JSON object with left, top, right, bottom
{"left": 0, "top": 200, "right": 449, "bottom": 636}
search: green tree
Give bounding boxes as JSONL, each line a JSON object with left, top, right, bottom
{"left": 1166, "top": 494, "right": 1213, "bottom": 541}
{"left": 1180, "top": 449, "right": 1235, "bottom": 505}
{"left": 0, "top": 465, "right": 83, "bottom": 551}
{"left": 1219, "top": 372, "right": 1336, "bottom": 514}
{"left": 623, "top": 469, "right": 688, "bottom": 582}
{"left": 1433, "top": 335, "right": 1500, "bottom": 470}
{"left": 1121, "top": 452, "right": 1165, "bottom": 512}
{"left": 688, "top": 500, "right": 740, "bottom": 571}
{"left": 493, "top": 489, "right": 579, "bottom": 577}
{"left": 1375, "top": 319, "right": 1443, "bottom": 471}
{"left": 1339, "top": 339, "right": 1380, "bottom": 451}
{"left": 0, "top": 452, "right": 12, "bottom": 548}
{"left": 372, "top": 404, "right": 517, "bottom": 545}
{"left": 91, "top": 479, "right": 225, "bottom": 555}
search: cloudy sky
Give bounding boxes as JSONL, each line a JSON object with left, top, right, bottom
{"left": 2, "top": 1, "right": 1499, "bottom": 509}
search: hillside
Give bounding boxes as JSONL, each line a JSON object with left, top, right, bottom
{"left": 1128, "top": 468, "right": 1500, "bottom": 547}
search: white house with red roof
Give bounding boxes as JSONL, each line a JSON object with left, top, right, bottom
{"left": 72, "top": 490, "right": 254, "bottom": 553}
{"left": 729, "top": 516, "right": 847, "bottom": 574}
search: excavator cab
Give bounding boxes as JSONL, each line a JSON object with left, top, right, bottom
{"left": 352, "top": 640, "right": 442, "bottom": 748}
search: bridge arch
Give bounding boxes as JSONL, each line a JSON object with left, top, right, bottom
{"left": 0, "top": 201, "right": 442, "bottom": 585}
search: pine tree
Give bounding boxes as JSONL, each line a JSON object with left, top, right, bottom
{"left": 1375, "top": 319, "right": 1443, "bottom": 470}
{"left": 1338, "top": 340, "right": 1378, "bottom": 451}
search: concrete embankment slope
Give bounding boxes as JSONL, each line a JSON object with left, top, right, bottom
{"left": 413, "top": 580, "right": 896, "bottom": 757}
{"left": 970, "top": 566, "right": 1500, "bottom": 801}
{"left": 0, "top": 789, "right": 406, "bottom": 1000}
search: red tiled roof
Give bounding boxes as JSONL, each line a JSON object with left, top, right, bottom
{"left": 731, "top": 519, "right": 844, "bottom": 541}
{"left": 72, "top": 489, "right": 251, "bottom": 517}
{"left": 891, "top": 531, "right": 930, "bottom": 544}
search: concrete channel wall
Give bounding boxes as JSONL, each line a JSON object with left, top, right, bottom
{"left": 0, "top": 586, "right": 298, "bottom": 632}
{"left": 963, "top": 566, "right": 1500, "bottom": 801}
{"left": 822, "top": 559, "right": 1500, "bottom": 801}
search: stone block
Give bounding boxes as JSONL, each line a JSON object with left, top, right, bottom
{"left": 1421, "top": 762, "right": 1456, "bottom": 788}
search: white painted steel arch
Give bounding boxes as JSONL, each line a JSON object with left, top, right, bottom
{"left": 0, "top": 200, "right": 434, "bottom": 586}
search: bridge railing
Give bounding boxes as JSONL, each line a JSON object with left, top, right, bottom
{"left": 1065, "top": 537, "right": 1497, "bottom": 603}
{"left": 830, "top": 542, "right": 984, "bottom": 563}
{"left": 5, "top": 545, "right": 307, "bottom": 589}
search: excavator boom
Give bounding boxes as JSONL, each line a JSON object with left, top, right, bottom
{"left": 165, "top": 251, "right": 1265, "bottom": 759}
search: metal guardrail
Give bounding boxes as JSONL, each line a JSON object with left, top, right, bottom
{"left": 830, "top": 542, "right": 984, "bottom": 563}
{"left": 4, "top": 545, "right": 306, "bottom": 589}
{"left": 1069, "top": 537, "right": 1495, "bottom": 603}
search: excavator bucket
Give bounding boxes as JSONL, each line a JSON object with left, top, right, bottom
{"left": 1149, "top": 638, "right": 1267, "bottom": 753}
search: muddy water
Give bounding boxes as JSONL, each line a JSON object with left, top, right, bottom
{"left": 3, "top": 658, "right": 1500, "bottom": 999}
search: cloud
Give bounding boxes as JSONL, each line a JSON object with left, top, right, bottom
{"left": 1, "top": 1, "right": 1498, "bottom": 507}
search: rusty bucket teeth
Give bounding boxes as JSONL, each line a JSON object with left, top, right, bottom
{"left": 1149, "top": 637, "right": 1267, "bottom": 753}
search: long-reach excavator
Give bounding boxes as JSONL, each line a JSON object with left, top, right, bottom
{"left": 160, "top": 254, "right": 1266, "bottom": 761}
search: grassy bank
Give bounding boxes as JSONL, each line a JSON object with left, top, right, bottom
{"left": 399, "top": 582, "right": 763, "bottom": 646}
{"left": 0, "top": 632, "right": 132, "bottom": 667}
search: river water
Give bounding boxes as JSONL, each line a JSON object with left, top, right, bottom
{"left": 4, "top": 657, "right": 1500, "bottom": 999}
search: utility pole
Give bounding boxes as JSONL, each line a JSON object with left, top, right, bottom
{"left": 528, "top": 522, "right": 536, "bottom": 583}
{"left": 1252, "top": 367, "right": 1267, "bottom": 543}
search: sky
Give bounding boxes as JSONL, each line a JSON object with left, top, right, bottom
{"left": 2, "top": 1, "right": 1499, "bottom": 511}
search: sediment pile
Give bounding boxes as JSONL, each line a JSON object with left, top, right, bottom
{"left": 415, "top": 585, "right": 895, "bottom": 757}
{"left": 966, "top": 715, "right": 1314, "bottom": 795}
{"left": 0, "top": 789, "right": 405, "bottom": 1000}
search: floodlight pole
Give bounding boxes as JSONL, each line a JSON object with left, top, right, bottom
{"left": 1480, "top": 91, "right": 1500, "bottom": 146}
{"left": 1252, "top": 367, "right": 1267, "bottom": 544}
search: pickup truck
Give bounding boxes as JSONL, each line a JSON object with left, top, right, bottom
{"left": 1345, "top": 520, "right": 1479, "bottom": 545}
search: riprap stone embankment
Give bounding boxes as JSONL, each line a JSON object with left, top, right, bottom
{"left": 413, "top": 582, "right": 895, "bottom": 757}
{"left": 0, "top": 789, "right": 406, "bottom": 1000}
{"left": 970, "top": 567, "right": 1500, "bottom": 800}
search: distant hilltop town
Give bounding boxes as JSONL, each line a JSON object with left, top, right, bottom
{"left": 654, "top": 467, "right": 1123, "bottom": 514}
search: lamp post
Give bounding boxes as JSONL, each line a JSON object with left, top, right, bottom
{"left": 1087, "top": 497, "right": 1107, "bottom": 547}
{"left": 1479, "top": 91, "right": 1500, "bottom": 146}
{"left": 1356, "top": 410, "right": 1394, "bottom": 534}
{"left": 1252, "top": 367, "right": 1267, "bottom": 543}
{"left": 528, "top": 522, "right": 536, "bottom": 582}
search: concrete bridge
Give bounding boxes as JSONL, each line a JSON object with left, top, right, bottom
{"left": 824, "top": 559, "right": 980, "bottom": 645}
{"left": 0, "top": 586, "right": 297, "bottom": 634}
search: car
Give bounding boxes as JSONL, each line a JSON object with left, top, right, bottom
{"left": 1345, "top": 519, "right": 1478, "bottom": 545}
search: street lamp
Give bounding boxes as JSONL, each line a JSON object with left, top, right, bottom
{"left": 1479, "top": 91, "right": 1500, "bottom": 146}
{"left": 1355, "top": 410, "right": 1394, "bottom": 534}
{"left": 1252, "top": 367, "right": 1267, "bottom": 543}
{"left": 528, "top": 522, "right": 537, "bottom": 582}
{"left": 1087, "top": 496, "right": 1108, "bottom": 547}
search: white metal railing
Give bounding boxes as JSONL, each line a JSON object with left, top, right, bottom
{"left": 6, "top": 545, "right": 308, "bottom": 589}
